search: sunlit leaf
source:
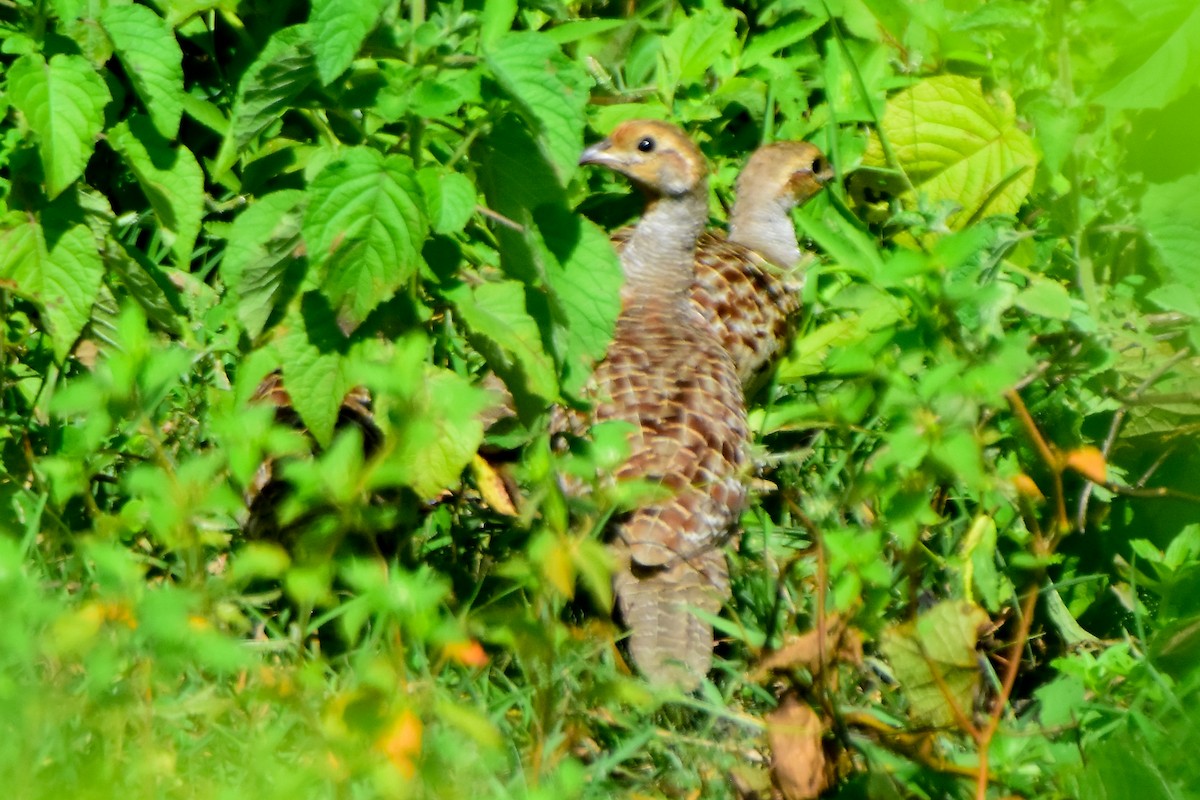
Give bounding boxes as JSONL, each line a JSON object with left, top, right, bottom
{"left": 417, "top": 167, "right": 476, "bottom": 235}
{"left": 485, "top": 31, "right": 589, "bottom": 184}
{"left": 107, "top": 115, "right": 204, "bottom": 267}
{"left": 215, "top": 25, "right": 317, "bottom": 175}
{"left": 442, "top": 279, "right": 557, "bottom": 417}
{"left": 0, "top": 194, "right": 105, "bottom": 360}
{"left": 309, "top": 0, "right": 391, "bottom": 85}
{"left": 303, "top": 147, "right": 427, "bottom": 332}
{"left": 274, "top": 294, "right": 355, "bottom": 447}
{"left": 6, "top": 53, "right": 109, "bottom": 198}
{"left": 101, "top": 4, "right": 185, "bottom": 139}
{"left": 222, "top": 189, "right": 307, "bottom": 338}
{"left": 1092, "top": 0, "right": 1200, "bottom": 111}
{"left": 863, "top": 75, "right": 1037, "bottom": 229}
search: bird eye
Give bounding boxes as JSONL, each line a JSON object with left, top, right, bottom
{"left": 812, "top": 156, "right": 828, "bottom": 174}
{"left": 637, "top": 137, "right": 655, "bottom": 153}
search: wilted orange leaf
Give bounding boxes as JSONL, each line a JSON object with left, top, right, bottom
{"left": 376, "top": 709, "right": 422, "bottom": 778}
{"left": 768, "top": 695, "right": 827, "bottom": 800}
{"left": 1065, "top": 446, "right": 1107, "bottom": 484}
{"left": 1013, "top": 473, "right": 1044, "bottom": 500}
{"left": 445, "top": 639, "right": 489, "bottom": 667}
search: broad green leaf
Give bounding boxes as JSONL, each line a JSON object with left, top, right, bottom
{"left": 104, "top": 239, "right": 186, "bottom": 335}
{"left": 1140, "top": 173, "right": 1200, "bottom": 312}
{"left": 274, "top": 293, "right": 355, "bottom": 447}
{"left": 379, "top": 366, "right": 490, "bottom": 500}
{"left": 479, "top": 0, "right": 517, "bottom": 47}
{"left": 473, "top": 116, "right": 620, "bottom": 396}
{"left": 880, "top": 600, "right": 989, "bottom": 727}
{"left": 660, "top": 8, "right": 738, "bottom": 89}
{"left": 107, "top": 115, "right": 204, "bottom": 268}
{"left": 534, "top": 204, "right": 622, "bottom": 396}
{"left": 485, "top": 31, "right": 589, "bottom": 184}
{"left": 0, "top": 194, "right": 105, "bottom": 360}
{"left": 416, "top": 167, "right": 476, "bottom": 235}
{"left": 442, "top": 279, "right": 558, "bottom": 420}
{"left": 1093, "top": 0, "right": 1200, "bottom": 111}
{"left": 101, "top": 4, "right": 185, "bottom": 139}
{"left": 309, "top": 0, "right": 391, "bottom": 85}
{"left": 151, "top": 0, "right": 228, "bottom": 28}
{"left": 6, "top": 53, "right": 109, "bottom": 199}
{"left": 61, "top": 15, "right": 115, "bottom": 65}
{"left": 221, "top": 189, "right": 306, "bottom": 339}
{"left": 215, "top": 26, "right": 317, "bottom": 176}
{"left": 303, "top": 147, "right": 427, "bottom": 331}
{"left": 473, "top": 114, "right": 565, "bottom": 285}
{"left": 863, "top": 75, "right": 1037, "bottom": 229}
{"left": 1016, "top": 275, "right": 1072, "bottom": 320}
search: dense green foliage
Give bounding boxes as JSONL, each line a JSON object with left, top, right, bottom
{"left": 2, "top": 0, "right": 1199, "bottom": 797}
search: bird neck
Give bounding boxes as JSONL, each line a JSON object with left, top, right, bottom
{"left": 620, "top": 187, "right": 708, "bottom": 298}
{"left": 728, "top": 193, "right": 800, "bottom": 268}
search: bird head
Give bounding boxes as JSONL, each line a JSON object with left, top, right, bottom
{"left": 736, "top": 141, "right": 833, "bottom": 210}
{"left": 579, "top": 120, "right": 707, "bottom": 198}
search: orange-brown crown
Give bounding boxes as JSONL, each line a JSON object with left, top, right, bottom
{"left": 580, "top": 120, "right": 707, "bottom": 198}
{"left": 735, "top": 141, "right": 832, "bottom": 209}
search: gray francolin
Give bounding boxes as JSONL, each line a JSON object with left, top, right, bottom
{"left": 612, "top": 140, "right": 831, "bottom": 387}
{"left": 574, "top": 120, "right": 750, "bottom": 689}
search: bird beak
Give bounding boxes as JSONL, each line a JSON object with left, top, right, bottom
{"left": 579, "top": 138, "right": 617, "bottom": 167}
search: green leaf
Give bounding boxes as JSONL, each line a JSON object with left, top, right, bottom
{"left": 863, "top": 75, "right": 1037, "bottom": 228}
{"left": 880, "top": 600, "right": 989, "bottom": 727}
{"left": 377, "top": 365, "right": 490, "bottom": 501}
{"left": 309, "top": 0, "right": 390, "bottom": 85}
{"left": 1093, "top": 0, "right": 1200, "bottom": 111}
{"left": 153, "top": 0, "right": 228, "bottom": 28}
{"left": 534, "top": 204, "right": 622, "bottom": 396}
{"left": 1141, "top": 172, "right": 1200, "bottom": 313}
{"left": 6, "top": 53, "right": 110, "bottom": 199}
{"left": 0, "top": 194, "right": 105, "bottom": 360}
{"left": 416, "top": 167, "right": 476, "bottom": 235}
{"left": 485, "top": 31, "right": 589, "bottom": 185}
{"left": 215, "top": 26, "right": 317, "bottom": 176}
{"left": 660, "top": 8, "right": 738, "bottom": 88}
{"left": 303, "top": 147, "right": 427, "bottom": 332}
{"left": 221, "top": 189, "right": 306, "bottom": 339}
{"left": 104, "top": 238, "right": 186, "bottom": 335}
{"left": 274, "top": 293, "right": 355, "bottom": 447}
{"left": 107, "top": 115, "right": 204, "bottom": 268}
{"left": 478, "top": 0, "right": 517, "bottom": 47}
{"left": 442, "top": 279, "right": 558, "bottom": 420}
{"left": 472, "top": 117, "right": 620, "bottom": 397}
{"left": 100, "top": 4, "right": 185, "bottom": 139}
{"left": 1015, "top": 275, "right": 1072, "bottom": 320}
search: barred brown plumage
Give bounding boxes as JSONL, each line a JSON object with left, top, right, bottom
{"left": 611, "top": 140, "right": 831, "bottom": 387}
{"left": 573, "top": 120, "right": 750, "bottom": 689}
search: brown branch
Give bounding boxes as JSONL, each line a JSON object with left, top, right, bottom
{"left": 974, "top": 581, "right": 1041, "bottom": 800}
{"left": 1006, "top": 389, "right": 1067, "bottom": 541}
{"left": 475, "top": 204, "right": 524, "bottom": 232}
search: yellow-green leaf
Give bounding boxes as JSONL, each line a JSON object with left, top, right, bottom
{"left": 864, "top": 75, "right": 1037, "bottom": 229}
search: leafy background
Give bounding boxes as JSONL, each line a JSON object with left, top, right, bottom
{"left": 2, "top": 0, "right": 1199, "bottom": 797}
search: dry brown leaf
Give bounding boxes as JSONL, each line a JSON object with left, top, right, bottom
{"left": 753, "top": 615, "right": 862, "bottom": 680}
{"left": 768, "top": 696, "right": 827, "bottom": 800}
{"left": 1064, "top": 446, "right": 1107, "bottom": 484}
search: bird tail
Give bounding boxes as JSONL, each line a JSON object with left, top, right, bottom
{"left": 612, "top": 544, "right": 729, "bottom": 690}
